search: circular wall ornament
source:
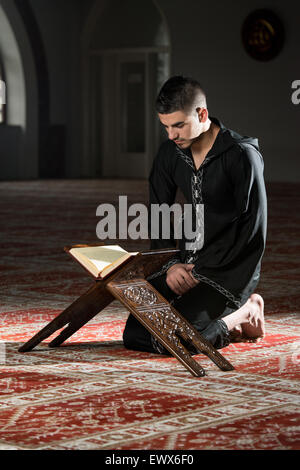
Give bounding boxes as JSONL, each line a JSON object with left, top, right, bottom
{"left": 241, "top": 9, "right": 284, "bottom": 61}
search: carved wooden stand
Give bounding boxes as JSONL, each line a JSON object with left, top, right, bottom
{"left": 18, "top": 248, "right": 234, "bottom": 377}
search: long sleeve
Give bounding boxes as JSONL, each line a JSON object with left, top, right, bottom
{"left": 148, "top": 143, "right": 178, "bottom": 250}
{"left": 192, "top": 144, "right": 267, "bottom": 300}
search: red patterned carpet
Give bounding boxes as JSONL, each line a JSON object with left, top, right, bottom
{"left": 0, "top": 180, "right": 299, "bottom": 450}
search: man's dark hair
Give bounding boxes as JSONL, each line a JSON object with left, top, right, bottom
{"left": 156, "top": 76, "right": 207, "bottom": 115}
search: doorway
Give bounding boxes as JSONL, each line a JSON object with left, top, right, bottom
{"left": 90, "top": 50, "right": 167, "bottom": 178}
{"left": 82, "top": 0, "right": 171, "bottom": 178}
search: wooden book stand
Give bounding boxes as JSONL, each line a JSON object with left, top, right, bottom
{"left": 18, "top": 247, "right": 234, "bottom": 377}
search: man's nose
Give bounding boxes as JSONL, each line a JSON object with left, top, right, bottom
{"left": 168, "top": 128, "right": 179, "bottom": 140}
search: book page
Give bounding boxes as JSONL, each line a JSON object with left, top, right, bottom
{"left": 70, "top": 245, "right": 133, "bottom": 276}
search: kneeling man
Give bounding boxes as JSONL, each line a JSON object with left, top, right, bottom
{"left": 123, "top": 76, "right": 267, "bottom": 353}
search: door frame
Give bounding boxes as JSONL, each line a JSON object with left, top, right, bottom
{"left": 82, "top": 46, "right": 170, "bottom": 178}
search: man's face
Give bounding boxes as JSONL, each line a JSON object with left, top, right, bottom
{"left": 158, "top": 109, "right": 206, "bottom": 149}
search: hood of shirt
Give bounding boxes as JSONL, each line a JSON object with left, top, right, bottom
{"left": 209, "top": 116, "right": 260, "bottom": 158}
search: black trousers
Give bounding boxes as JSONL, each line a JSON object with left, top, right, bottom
{"left": 123, "top": 274, "right": 236, "bottom": 354}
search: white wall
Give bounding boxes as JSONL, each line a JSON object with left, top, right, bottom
{"left": 2, "top": 0, "right": 298, "bottom": 182}
{"left": 157, "top": 0, "right": 300, "bottom": 182}
{"left": 28, "top": 0, "right": 82, "bottom": 177}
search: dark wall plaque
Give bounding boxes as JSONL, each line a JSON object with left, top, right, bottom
{"left": 242, "top": 9, "right": 285, "bottom": 61}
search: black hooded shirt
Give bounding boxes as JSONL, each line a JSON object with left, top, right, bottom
{"left": 148, "top": 117, "right": 267, "bottom": 309}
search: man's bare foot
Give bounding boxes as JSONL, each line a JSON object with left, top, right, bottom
{"left": 240, "top": 293, "right": 265, "bottom": 340}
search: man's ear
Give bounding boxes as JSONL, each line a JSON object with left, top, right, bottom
{"left": 196, "top": 107, "right": 208, "bottom": 123}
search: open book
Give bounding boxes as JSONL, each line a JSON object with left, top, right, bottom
{"left": 68, "top": 245, "right": 138, "bottom": 279}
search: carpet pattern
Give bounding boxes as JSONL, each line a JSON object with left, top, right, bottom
{"left": 0, "top": 180, "right": 299, "bottom": 450}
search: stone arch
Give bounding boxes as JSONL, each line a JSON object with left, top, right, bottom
{"left": 81, "top": 0, "right": 171, "bottom": 177}
{"left": 0, "top": 0, "right": 38, "bottom": 179}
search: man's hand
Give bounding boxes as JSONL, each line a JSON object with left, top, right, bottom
{"left": 166, "top": 263, "right": 199, "bottom": 296}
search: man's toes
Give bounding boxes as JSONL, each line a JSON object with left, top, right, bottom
{"left": 250, "top": 293, "right": 264, "bottom": 312}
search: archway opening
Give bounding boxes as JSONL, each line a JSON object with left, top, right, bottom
{"left": 0, "top": 1, "right": 38, "bottom": 180}
{"left": 82, "top": 0, "right": 171, "bottom": 178}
